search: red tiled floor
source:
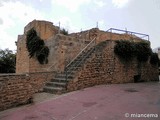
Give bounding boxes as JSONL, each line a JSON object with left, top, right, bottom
{"left": 0, "top": 82, "right": 160, "bottom": 120}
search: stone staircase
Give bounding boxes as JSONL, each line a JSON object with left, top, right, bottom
{"left": 43, "top": 40, "right": 108, "bottom": 94}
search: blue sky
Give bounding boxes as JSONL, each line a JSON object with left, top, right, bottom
{"left": 0, "top": 0, "right": 160, "bottom": 51}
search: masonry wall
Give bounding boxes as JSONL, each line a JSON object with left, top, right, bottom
{"left": 69, "top": 28, "right": 144, "bottom": 44}
{"left": 16, "top": 20, "right": 145, "bottom": 74}
{"left": 0, "top": 72, "right": 55, "bottom": 111}
{"left": 98, "top": 31, "right": 143, "bottom": 43}
{"left": 24, "top": 20, "right": 59, "bottom": 40}
{"left": 16, "top": 35, "right": 29, "bottom": 73}
{"left": 16, "top": 20, "right": 59, "bottom": 73}
{"left": 26, "top": 34, "right": 89, "bottom": 73}
{"left": 67, "top": 41, "right": 158, "bottom": 91}
{"left": 69, "top": 28, "right": 99, "bottom": 41}
{"left": 16, "top": 20, "right": 90, "bottom": 73}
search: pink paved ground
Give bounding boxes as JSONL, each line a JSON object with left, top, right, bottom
{"left": 0, "top": 82, "right": 160, "bottom": 120}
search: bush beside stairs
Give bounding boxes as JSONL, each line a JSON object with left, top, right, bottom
{"left": 43, "top": 40, "right": 108, "bottom": 94}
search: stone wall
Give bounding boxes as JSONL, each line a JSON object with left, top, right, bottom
{"left": 46, "top": 34, "right": 89, "bottom": 72}
{"left": 98, "top": 31, "right": 143, "bottom": 43}
{"left": 0, "top": 72, "right": 55, "bottom": 111}
{"left": 24, "top": 20, "right": 59, "bottom": 40}
{"left": 69, "top": 28, "right": 145, "bottom": 44}
{"left": 16, "top": 19, "right": 59, "bottom": 73}
{"left": 17, "top": 34, "right": 89, "bottom": 73}
{"left": 69, "top": 28, "right": 99, "bottom": 41}
{"left": 16, "top": 20, "right": 90, "bottom": 73}
{"left": 16, "top": 20, "right": 147, "bottom": 74}
{"left": 67, "top": 41, "right": 158, "bottom": 91}
{"left": 16, "top": 35, "right": 29, "bottom": 73}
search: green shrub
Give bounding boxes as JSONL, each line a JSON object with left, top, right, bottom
{"left": 135, "top": 41, "right": 152, "bottom": 62}
{"left": 26, "top": 28, "right": 49, "bottom": 64}
{"left": 36, "top": 46, "right": 49, "bottom": 64}
{"left": 61, "top": 28, "right": 68, "bottom": 35}
{"left": 150, "top": 53, "right": 159, "bottom": 65}
{"left": 114, "top": 40, "right": 135, "bottom": 61}
{"left": 114, "top": 40, "right": 151, "bottom": 62}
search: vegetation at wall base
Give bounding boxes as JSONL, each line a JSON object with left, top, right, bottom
{"left": 26, "top": 28, "right": 49, "bottom": 64}
{"left": 114, "top": 40, "right": 152, "bottom": 63}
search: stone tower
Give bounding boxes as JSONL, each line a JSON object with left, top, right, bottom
{"left": 16, "top": 20, "right": 59, "bottom": 73}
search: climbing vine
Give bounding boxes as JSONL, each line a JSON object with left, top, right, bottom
{"left": 114, "top": 40, "right": 152, "bottom": 62}
{"left": 150, "top": 53, "right": 159, "bottom": 65}
{"left": 114, "top": 40, "right": 135, "bottom": 61}
{"left": 26, "top": 28, "right": 49, "bottom": 64}
{"left": 135, "top": 41, "right": 152, "bottom": 62}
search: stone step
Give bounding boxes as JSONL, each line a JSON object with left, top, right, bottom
{"left": 66, "top": 62, "right": 83, "bottom": 68}
{"left": 66, "top": 67, "right": 81, "bottom": 72}
{"left": 66, "top": 70, "right": 77, "bottom": 75}
{"left": 68, "top": 53, "right": 91, "bottom": 67}
{"left": 76, "top": 55, "right": 90, "bottom": 59}
{"left": 46, "top": 82, "right": 66, "bottom": 87}
{"left": 43, "top": 44, "right": 98, "bottom": 95}
{"left": 51, "top": 77, "right": 70, "bottom": 82}
{"left": 43, "top": 86, "right": 65, "bottom": 94}
{"left": 56, "top": 73, "right": 74, "bottom": 78}
{"left": 69, "top": 63, "right": 82, "bottom": 68}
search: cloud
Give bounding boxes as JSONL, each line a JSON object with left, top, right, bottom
{"left": 52, "top": 0, "right": 91, "bottom": 12}
{"left": 0, "top": 18, "right": 3, "bottom": 25}
{"left": 98, "top": 20, "right": 105, "bottom": 27}
{"left": 0, "top": 29, "right": 16, "bottom": 50}
{"left": 112, "top": 0, "right": 129, "bottom": 8}
{"left": 0, "top": 1, "right": 44, "bottom": 24}
{"left": 51, "top": 17, "right": 79, "bottom": 33}
{"left": 0, "top": 1, "right": 44, "bottom": 50}
{"left": 94, "top": 0, "right": 106, "bottom": 7}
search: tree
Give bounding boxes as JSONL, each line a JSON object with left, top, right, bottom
{"left": 61, "top": 28, "right": 68, "bottom": 35}
{"left": 0, "top": 49, "right": 16, "bottom": 73}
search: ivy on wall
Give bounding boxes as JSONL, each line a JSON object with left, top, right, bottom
{"left": 135, "top": 42, "right": 152, "bottom": 62}
{"left": 114, "top": 40, "right": 152, "bottom": 63}
{"left": 150, "top": 53, "right": 159, "bottom": 65}
{"left": 26, "top": 28, "right": 49, "bottom": 64}
{"left": 114, "top": 40, "right": 135, "bottom": 61}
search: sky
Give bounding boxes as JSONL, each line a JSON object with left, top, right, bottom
{"left": 0, "top": 0, "right": 160, "bottom": 51}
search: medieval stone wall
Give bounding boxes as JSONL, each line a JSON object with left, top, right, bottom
{"left": 16, "top": 20, "right": 90, "bottom": 73}
{"left": 0, "top": 72, "right": 55, "bottom": 111}
{"left": 98, "top": 31, "right": 143, "bottom": 43}
{"left": 18, "top": 34, "right": 89, "bottom": 73}
{"left": 24, "top": 20, "right": 59, "bottom": 40}
{"left": 16, "top": 35, "right": 29, "bottom": 73}
{"left": 69, "top": 28, "right": 145, "bottom": 44}
{"left": 69, "top": 28, "right": 99, "bottom": 41}
{"left": 16, "top": 20, "right": 147, "bottom": 74}
{"left": 67, "top": 41, "right": 158, "bottom": 91}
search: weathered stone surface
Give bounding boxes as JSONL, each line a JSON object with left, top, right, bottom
{"left": 16, "top": 20, "right": 89, "bottom": 73}
{"left": 0, "top": 72, "right": 55, "bottom": 111}
{"left": 67, "top": 41, "right": 158, "bottom": 91}
{"left": 8, "top": 19, "right": 158, "bottom": 112}
{"left": 16, "top": 20, "right": 146, "bottom": 73}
